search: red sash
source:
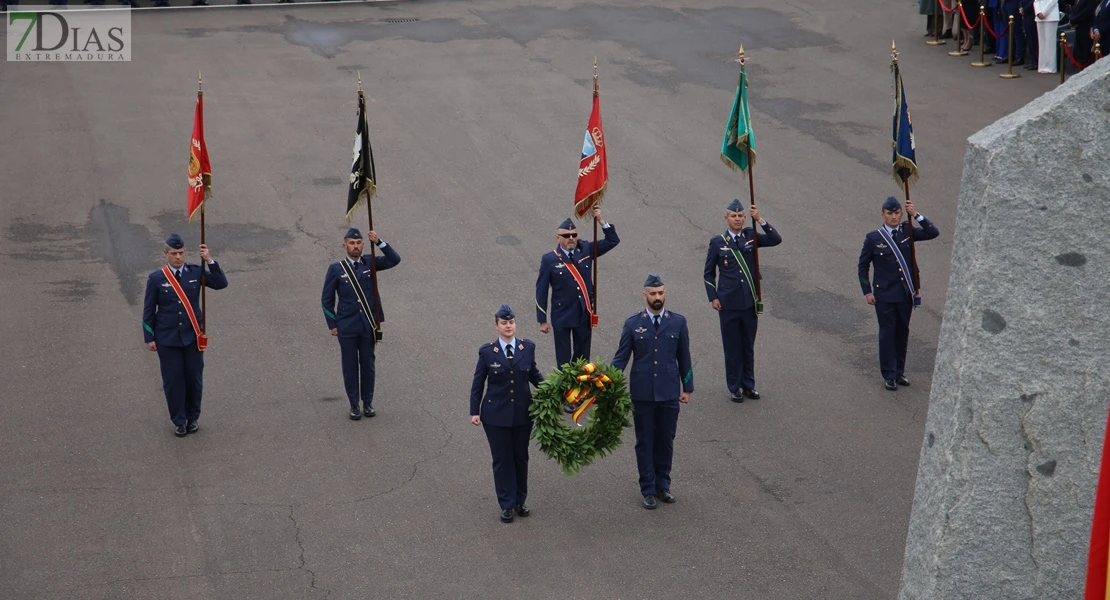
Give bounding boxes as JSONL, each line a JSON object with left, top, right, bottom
{"left": 556, "top": 249, "right": 598, "bottom": 328}
{"left": 162, "top": 266, "right": 208, "bottom": 351}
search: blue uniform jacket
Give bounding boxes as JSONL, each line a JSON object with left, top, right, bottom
{"left": 703, "top": 223, "right": 783, "bottom": 311}
{"left": 535, "top": 225, "right": 620, "bottom": 327}
{"left": 857, "top": 217, "right": 940, "bottom": 303}
{"left": 470, "top": 339, "right": 544, "bottom": 427}
{"left": 611, "top": 310, "right": 694, "bottom": 403}
{"left": 321, "top": 245, "right": 401, "bottom": 336}
{"left": 142, "top": 262, "right": 229, "bottom": 346}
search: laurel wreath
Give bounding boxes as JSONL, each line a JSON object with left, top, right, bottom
{"left": 578, "top": 154, "right": 600, "bottom": 177}
{"left": 529, "top": 358, "right": 633, "bottom": 476}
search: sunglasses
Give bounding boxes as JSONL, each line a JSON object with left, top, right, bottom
{"left": 559, "top": 233, "right": 578, "bottom": 239}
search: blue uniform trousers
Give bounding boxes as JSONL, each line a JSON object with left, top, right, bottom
{"left": 631, "top": 400, "right": 680, "bottom": 496}
{"left": 157, "top": 343, "right": 204, "bottom": 427}
{"left": 718, "top": 307, "right": 758, "bottom": 392}
{"left": 875, "top": 298, "right": 913, "bottom": 380}
{"left": 482, "top": 423, "right": 531, "bottom": 509}
{"left": 338, "top": 333, "right": 376, "bottom": 409}
{"left": 553, "top": 322, "right": 592, "bottom": 367}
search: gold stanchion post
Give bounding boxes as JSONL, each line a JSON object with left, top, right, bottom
{"left": 949, "top": 2, "right": 969, "bottom": 55}
{"left": 1060, "top": 32, "right": 1067, "bottom": 83}
{"left": 971, "top": 5, "right": 992, "bottom": 66}
{"left": 928, "top": 0, "right": 948, "bottom": 45}
{"left": 1000, "top": 16, "right": 1021, "bottom": 78}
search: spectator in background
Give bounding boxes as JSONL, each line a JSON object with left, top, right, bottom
{"left": 1021, "top": 0, "right": 1040, "bottom": 69}
{"left": 1073, "top": 0, "right": 1101, "bottom": 65}
{"left": 1035, "top": 0, "right": 1063, "bottom": 71}
{"left": 922, "top": 0, "right": 938, "bottom": 36}
{"left": 941, "top": 0, "right": 960, "bottom": 38}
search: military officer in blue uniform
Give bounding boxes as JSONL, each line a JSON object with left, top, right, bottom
{"left": 143, "top": 233, "right": 228, "bottom": 437}
{"left": 612, "top": 274, "right": 694, "bottom": 510}
{"left": 536, "top": 207, "right": 619, "bottom": 411}
{"left": 321, "top": 228, "right": 401, "bottom": 420}
{"left": 470, "top": 304, "right": 544, "bottom": 523}
{"left": 858, "top": 197, "right": 940, "bottom": 391}
{"left": 703, "top": 199, "right": 782, "bottom": 402}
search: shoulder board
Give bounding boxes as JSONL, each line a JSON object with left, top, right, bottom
{"left": 626, "top": 312, "right": 644, "bottom": 322}
{"left": 481, "top": 342, "right": 495, "bottom": 349}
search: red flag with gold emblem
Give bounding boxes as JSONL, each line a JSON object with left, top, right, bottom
{"left": 187, "top": 91, "right": 212, "bottom": 222}
{"left": 574, "top": 72, "right": 607, "bottom": 219}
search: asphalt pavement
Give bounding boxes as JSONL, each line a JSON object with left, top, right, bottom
{"left": 0, "top": 0, "right": 1058, "bottom": 598}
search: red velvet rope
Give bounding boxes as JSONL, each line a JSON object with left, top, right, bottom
{"left": 958, "top": 4, "right": 982, "bottom": 30}
{"left": 938, "top": 0, "right": 957, "bottom": 13}
{"left": 1062, "top": 37, "right": 1098, "bottom": 69}
{"left": 984, "top": 18, "right": 1009, "bottom": 40}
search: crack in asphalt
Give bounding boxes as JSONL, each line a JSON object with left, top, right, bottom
{"left": 290, "top": 505, "right": 332, "bottom": 600}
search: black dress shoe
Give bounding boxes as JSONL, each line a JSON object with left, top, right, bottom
{"left": 562, "top": 402, "right": 575, "bottom": 414}
{"left": 656, "top": 489, "right": 676, "bottom": 504}
{"left": 186, "top": 420, "right": 199, "bottom": 434}
{"left": 363, "top": 405, "right": 376, "bottom": 418}
{"left": 884, "top": 379, "right": 898, "bottom": 391}
{"left": 515, "top": 504, "right": 530, "bottom": 517}
{"left": 896, "top": 375, "right": 911, "bottom": 387}
{"left": 349, "top": 408, "right": 362, "bottom": 420}
{"left": 641, "top": 494, "right": 657, "bottom": 509}
{"left": 1011, "top": 59, "right": 1025, "bottom": 66}
{"left": 994, "top": 57, "right": 1008, "bottom": 63}
{"left": 1023, "top": 63, "right": 1038, "bottom": 70}
{"left": 174, "top": 425, "right": 187, "bottom": 437}
{"left": 743, "top": 388, "right": 760, "bottom": 400}
{"left": 941, "top": 29, "right": 953, "bottom": 39}
{"left": 500, "top": 509, "right": 514, "bottom": 523}
{"left": 729, "top": 390, "right": 745, "bottom": 403}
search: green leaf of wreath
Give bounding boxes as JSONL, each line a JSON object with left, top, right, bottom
{"left": 528, "top": 357, "right": 633, "bottom": 476}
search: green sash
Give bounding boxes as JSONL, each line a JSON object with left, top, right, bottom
{"left": 727, "top": 237, "right": 763, "bottom": 315}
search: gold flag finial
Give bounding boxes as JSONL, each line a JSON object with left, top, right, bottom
{"left": 357, "top": 71, "right": 364, "bottom": 94}
{"left": 735, "top": 45, "right": 746, "bottom": 67}
{"left": 592, "top": 55, "right": 599, "bottom": 94}
{"left": 198, "top": 71, "right": 202, "bottom": 94}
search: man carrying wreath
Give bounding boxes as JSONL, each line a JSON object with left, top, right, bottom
{"left": 611, "top": 273, "right": 693, "bottom": 510}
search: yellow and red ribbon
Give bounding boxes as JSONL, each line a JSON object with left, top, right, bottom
{"left": 563, "top": 363, "right": 612, "bottom": 423}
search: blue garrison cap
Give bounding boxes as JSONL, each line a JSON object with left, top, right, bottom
{"left": 882, "top": 196, "right": 902, "bottom": 212}
{"left": 344, "top": 227, "right": 362, "bottom": 240}
{"left": 495, "top": 304, "right": 515, "bottom": 320}
{"left": 727, "top": 199, "right": 745, "bottom": 213}
{"left": 165, "top": 233, "right": 185, "bottom": 249}
{"left": 558, "top": 218, "right": 576, "bottom": 230}
{"left": 644, "top": 272, "right": 664, "bottom": 288}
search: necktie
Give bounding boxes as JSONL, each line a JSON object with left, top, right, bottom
{"left": 505, "top": 344, "right": 514, "bottom": 360}
{"left": 173, "top": 269, "right": 181, "bottom": 281}
{"left": 653, "top": 315, "right": 660, "bottom": 329}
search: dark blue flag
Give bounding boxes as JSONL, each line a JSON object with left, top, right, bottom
{"left": 892, "top": 63, "right": 918, "bottom": 187}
